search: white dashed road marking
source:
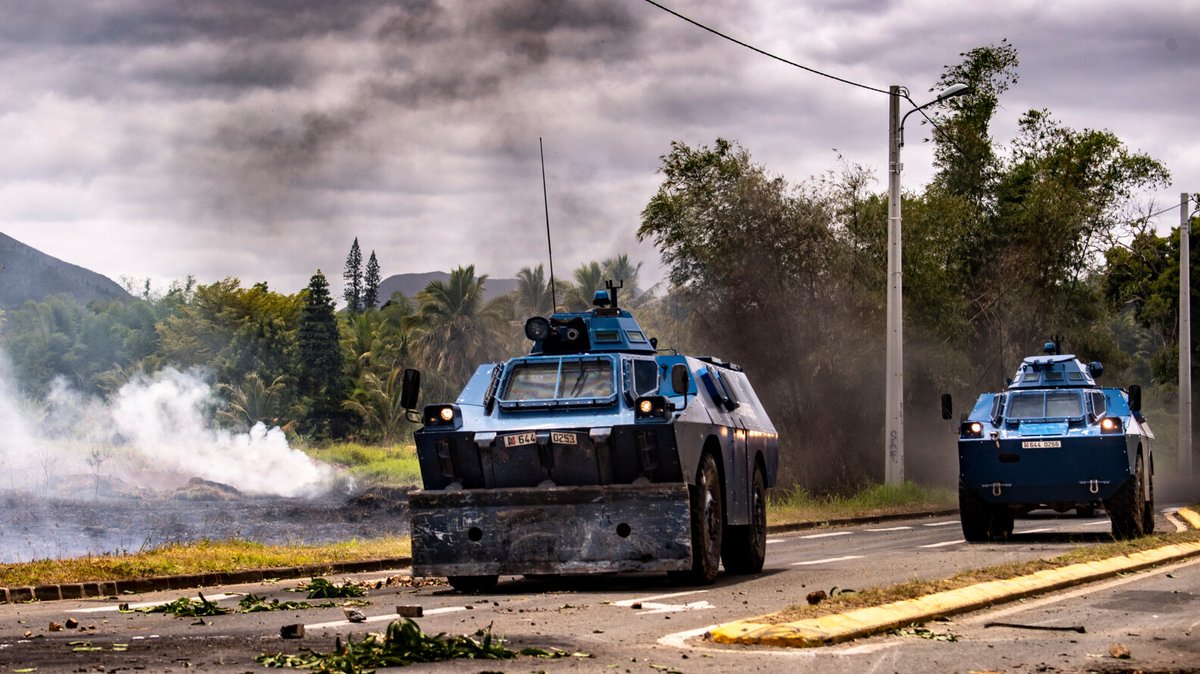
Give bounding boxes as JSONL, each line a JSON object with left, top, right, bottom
{"left": 790, "top": 555, "right": 865, "bottom": 566}
{"left": 865, "top": 526, "right": 912, "bottom": 532}
{"left": 306, "top": 605, "right": 466, "bottom": 630}
{"left": 922, "top": 521, "right": 959, "bottom": 527}
{"left": 614, "top": 590, "right": 713, "bottom": 615}
{"left": 69, "top": 594, "right": 238, "bottom": 613}
{"left": 918, "top": 539, "right": 965, "bottom": 548}
{"left": 1021, "top": 527, "right": 1053, "bottom": 534}
{"left": 1081, "top": 520, "right": 1112, "bottom": 527}
{"left": 799, "top": 531, "right": 853, "bottom": 539}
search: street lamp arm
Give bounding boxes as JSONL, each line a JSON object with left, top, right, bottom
{"left": 897, "top": 83, "right": 969, "bottom": 148}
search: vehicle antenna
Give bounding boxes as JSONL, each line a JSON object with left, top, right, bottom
{"left": 539, "top": 137, "right": 558, "bottom": 313}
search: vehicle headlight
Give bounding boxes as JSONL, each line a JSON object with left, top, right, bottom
{"left": 424, "top": 404, "right": 462, "bottom": 429}
{"left": 1099, "top": 417, "right": 1123, "bottom": 434}
{"left": 960, "top": 421, "right": 984, "bottom": 438}
{"left": 635, "top": 396, "right": 669, "bottom": 420}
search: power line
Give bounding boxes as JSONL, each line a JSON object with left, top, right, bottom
{"left": 640, "top": 0, "right": 891, "bottom": 96}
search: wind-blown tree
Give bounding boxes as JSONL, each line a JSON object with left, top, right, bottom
{"left": 363, "top": 251, "right": 382, "bottom": 311}
{"left": 410, "top": 265, "right": 511, "bottom": 388}
{"left": 343, "top": 238, "right": 364, "bottom": 314}
{"left": 299, "top": 270, "right": 348, "bottom": 438}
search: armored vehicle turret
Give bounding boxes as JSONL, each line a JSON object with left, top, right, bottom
{"left": 400, "top": 282, "right": 779, "bottom": 592}
{"left": 943, "top": 341, "right": 1154, "bottom": 541}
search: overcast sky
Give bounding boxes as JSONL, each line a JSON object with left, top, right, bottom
{"left": 0, "top": 0, "right": 1196, "bottom": 302}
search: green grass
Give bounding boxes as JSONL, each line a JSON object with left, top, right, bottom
{"left": 304, "top": 442, "right": 422, "bottom": 487}
{"left": 769, "top": 481, "right": 956, "bottom": 526}
{"left": 0, "top": 537, "right": 412, "bottom": 588}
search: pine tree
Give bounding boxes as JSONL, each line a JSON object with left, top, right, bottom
{"left": 343, "top": 238, "right": 363, "bottom": 314}
{"left": 363, "top": 251, "right": 381, "bottom": 311}
{"left": 299, "top": 270, "right": 347, "bottom": 437}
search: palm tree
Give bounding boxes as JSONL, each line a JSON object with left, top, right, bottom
{"left": 564, "top": 261, "right": 605, "bottom": 311}
{"left": 218, "top": 372, "right": 289, "bottom": 430}
{"left": 515, "top": 265, "right": 554, "bottom": 317}
{"left": 602, "top": 253, "right": 643, "bottom": 303}
{"left": 410, "top": 265, "right": 510, "bottom": 386}
{"left": 342, "top": 368, "right": 411, "bottom": 445}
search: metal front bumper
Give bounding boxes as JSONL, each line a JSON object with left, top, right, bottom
{"left": 959, "top": 435, "right": 1134, "bottom": 504}
{"left": 410, "top": 484, "right": 692, "bottom": 577}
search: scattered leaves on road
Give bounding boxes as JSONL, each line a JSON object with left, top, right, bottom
{"left": 303, "top": 578, "right": 368, "bottom": 599}
{"left": 133, "top": 593, "right": 230, "bottom": 617}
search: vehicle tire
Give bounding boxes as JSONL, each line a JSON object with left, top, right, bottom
{"left": 722, "top": 463, "right": 767, "bottom": 575}
{"left": 1141, "top": 462, "right": 1155, "bottom": 534}
{"left": 1076, "top": 505, "right": 1096, "bottom": 517}
{"left": 992, "top": 505, "right": 1015, "bottom": 539}
{"left": 670, "top": 453, "right": 724, "bottom": 585}
{"left": 959, "top": 484, "right": 990, "bottom": 542}
{"left": 447, "top": 575, "right": 499, "bottom": 593}
{"left": 1106, "top": 456, "right": 1145, "bottom": 540}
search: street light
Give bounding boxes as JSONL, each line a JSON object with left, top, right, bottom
{"left": 884, "top": 82, "right": 970, "bottom": 485}
{"left": 1181, "top": 193, "right": 1198, "bottom": 476}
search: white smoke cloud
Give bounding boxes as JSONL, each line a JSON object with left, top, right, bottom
{"left": 0, "top": 356, "right": 337, "bottom": 498}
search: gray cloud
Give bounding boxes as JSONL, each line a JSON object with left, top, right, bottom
{"left": 0, "top": 0, "right": 1194, "bottom": 302}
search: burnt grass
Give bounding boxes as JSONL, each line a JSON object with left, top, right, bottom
{"left": 0, "top": 482, "right": 413, "bottom": 563}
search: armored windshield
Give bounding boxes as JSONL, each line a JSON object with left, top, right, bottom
{"left": 1006, "top": 390, "right": 1083, "bottom": 420}
{"left": 500, "top": 355, "right": 615, "bottom": 405}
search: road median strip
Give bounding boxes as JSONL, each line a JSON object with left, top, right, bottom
{"left": 708, "top": 540, "right": 1200, "bottom": 648}
{"left": 1177, "top": 506, "right": 1200, "bottom": 529}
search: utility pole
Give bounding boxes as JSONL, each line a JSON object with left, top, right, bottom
{"left": 885, "top": 85, "right": 904, "bottom": 485}
{"left": 1181, "top": 192, "right": 1193, "bottom": 475}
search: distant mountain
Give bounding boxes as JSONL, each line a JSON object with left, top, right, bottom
{"left": 377, "top": 271, "right": 519, "bottom": 305}
{"left": 0, "top": 232, "right": 130, "bottom": 311}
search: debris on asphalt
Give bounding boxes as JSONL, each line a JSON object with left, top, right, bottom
{"left": 280, "top": 624, "right": 305, "bottom": 639}
{"left": 985, "top": 621, "right": 1086, "bottom": 633}
{"left": 134, "top": 593, "right": 230, "bottom": 617}
{"left": 48, "top": 622, "right": 63, "bottom": 632}
{"left": 805, "top": 590, "right": 827, "bottom": 605}
{"left": 238, "top": 593, "right": 336, "bottom": 613}
{"left": 344, "top": 607, "right": 367, "bottom": 622}
{"left": 396, "top": 605, "right": 424, "bottom": 618}
{"left": 1108, "top": 643, "right": 1131, "bottom": 659}
{"left": 304, "top": 578, "right": 367, "bottom": 599}
{"left": 64, "top": 618, "right": 79, "bottom": 629}
{"left": 891, "top": 626, "right": 959, "bottom": 642}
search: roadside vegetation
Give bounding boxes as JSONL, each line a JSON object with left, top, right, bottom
{"left": 769, "top": 482, "right": 955, "bottom": 526}
{"left": 764, "top": 527, "right": 1200, "bottom": 624}
{"left": 0, "top": 537, "right": 410, "bottom": 588}
{"left": 303, "top": 442, "right": 422, "bottom": 487}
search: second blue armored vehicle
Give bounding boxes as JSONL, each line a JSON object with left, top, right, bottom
{"left": 399, "top": 282, "right": 779, "bottom": 592}
{"left": 944, "top": 341, "right": 1154, "bottom": 541}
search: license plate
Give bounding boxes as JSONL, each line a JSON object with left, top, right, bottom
{"left": 551, "top": 431, "right": 577, "bottom": 445}
{"left": 1021, "top": 440, "right": 1061, "bottom": 449}
{"left": 503, "top": 432, "right": 537, "bottom": 448}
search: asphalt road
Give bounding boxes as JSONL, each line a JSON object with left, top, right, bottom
{"left": 1, "top": 507, "right": 1196, "bottom": 673}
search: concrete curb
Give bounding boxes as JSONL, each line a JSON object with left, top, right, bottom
{"left": 710, "top": 511, "right": 1200, "bottom": 648}
{"left": 0, "top": 557, "right": 411, "bottom": 605}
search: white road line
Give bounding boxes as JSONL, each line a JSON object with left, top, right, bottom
{"left": 1020, "top": 527, "right": 1053, "bottom": 534}
{"left": 306, "top": 606, "right": 465, "bottom": 630}
{"left": 766, "top": 538, "right": 785, "bottom": 544}
{"left": 799, "top": 531, "right": 853, "bottom": 539}
{"left": 865, "top": 526, "right": 912, "bottom": 532}
{"left": 1081, "top": 520, "right": 1112, "bottom": 527}
{"left": 922, "top": 521, "right": 959, "bottom": 527}
{"left": 790, "top": 555, "right": 865, "bottom": 566}
{"left": 69, "top": 594, "right": 238, "bottom": 613}
{"left": 614, "top": 590, "right": 708, "bottom": 607}
{"left": 918, "top": 539, "right": 965, "bottom": 548}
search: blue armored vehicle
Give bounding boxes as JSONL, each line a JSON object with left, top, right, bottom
{"left": 399, "top": 282, "right": 779, "bottom": 592}
{"left": 943, "top": 341, "right": 1154, "bottom": 541}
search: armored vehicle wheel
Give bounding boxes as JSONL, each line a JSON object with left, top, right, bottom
{"left": 447, "top": 575, "right": 499, "bottom": 593}
{"left": 670, "top": 453, "right": 724, "bottom": 585}
{"left": 722, "top": 463, "right": 767, "bottom": 575}
{"left": 1141, "top": 466, "right": 1155, "bottom": 534}
{"left": 959, "top": 485, "right": 1012, "bottom": 542}
{"left": 1076, "top": 505, "right": 1097, "bottom": 517}
{"left": 1106, "top": 456, "right": 1146, "bottom": 540}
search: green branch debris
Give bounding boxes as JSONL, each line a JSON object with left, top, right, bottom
{"left": 257, "top": 618, "right": 590, "bottom": 672}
